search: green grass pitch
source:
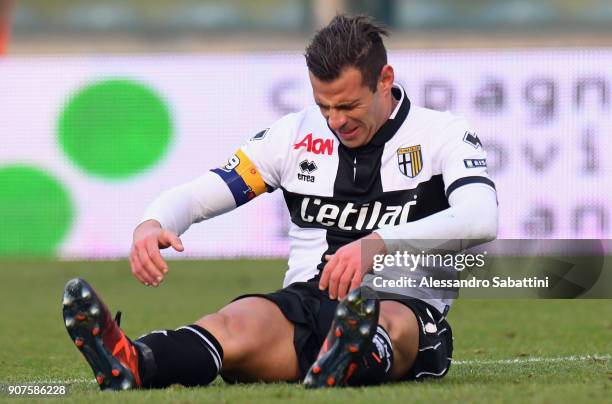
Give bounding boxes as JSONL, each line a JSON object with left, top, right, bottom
{"left": 0, "top": 259, "right": 610, "bottom": 403}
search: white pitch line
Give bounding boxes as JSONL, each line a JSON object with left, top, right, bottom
{"left": 453, "top": 354, "right": 610, "bottom": 366}
{"left": 4, "top": 355, "right": 609, "bottom": 386}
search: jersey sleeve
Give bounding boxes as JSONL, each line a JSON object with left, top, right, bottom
{"left": 141, "top": 170, "right": 237, "bottom": 236}
{"left": 434, "top": 115, "right": 496, "bottom": 200}
{"left": 210, "top": 112, "right": 296, "bottom": 207}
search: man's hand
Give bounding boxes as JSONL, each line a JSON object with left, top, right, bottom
{"left": 130, "top": 219, "right": 184, "bottom": 287}
{"left": 319, "top": 232, "right": 387, "bottom": 300}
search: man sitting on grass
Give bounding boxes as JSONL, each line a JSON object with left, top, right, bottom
{"left": 63, "top": 14, "right": 497, "bottom": 390}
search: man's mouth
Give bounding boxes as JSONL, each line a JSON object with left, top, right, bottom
{"left": 337, "top": 126, "right": 359, "bottom": 139}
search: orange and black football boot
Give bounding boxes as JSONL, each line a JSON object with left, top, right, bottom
{"left": 62, "top": 278, "right": 141, "bottom": 390}
{"left": 304, "top": 286, "right": 380, "bottom": 388}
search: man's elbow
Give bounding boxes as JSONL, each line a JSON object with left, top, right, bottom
{"left": 470, "top": 205, "right": 498, "bottom": 242}
{"left": 480, "top": 219, "right": 498, "bottom": 242}
{"left": 448, "top": 184, "right": 499, "bottom": 242}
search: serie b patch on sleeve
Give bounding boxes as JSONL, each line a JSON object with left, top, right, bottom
{"left": 464, "top": 158, "right": 487, "bottom": 168}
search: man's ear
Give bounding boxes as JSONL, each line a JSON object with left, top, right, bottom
{"left": 378, "top": 65, "right": 395, "bottom": 93}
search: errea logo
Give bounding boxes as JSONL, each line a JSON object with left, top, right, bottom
{"left": 298, "top": 159, "right": 317, "bottom": 183}
{"left": 299, "top": 160, "right": 317, "bottom": 173}
{"left": 294, "top": 133, "right": 334, "bottom": 155}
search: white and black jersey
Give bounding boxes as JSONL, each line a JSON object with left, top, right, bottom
{"left": 144, "top": 83, "right": 496, "bottom": 314}
{"left": 211, "top": 85, "right": 496, "bottom": 291}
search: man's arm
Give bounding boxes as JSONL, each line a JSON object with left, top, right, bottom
{"left": 130, "top": 172, "right": 238, "bottom": 286}
{"left": 375, "top": 183, "right": 498, "bottom": 249}
{"left": 321, "top": 114, "right": 498, "bottom": 299}
{"left": 142, "top": 171, "right": 237, "bottom": 235}
{"left": 130, "top": 115, "right": 296, "bottom": 287}
{"left": 320, "top": 184, "right": 498, "bottom": 300}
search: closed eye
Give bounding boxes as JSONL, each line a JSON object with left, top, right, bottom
{"left": 316, "top": 102, "right": 359, "bottom": 111}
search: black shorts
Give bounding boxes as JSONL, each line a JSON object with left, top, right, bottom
{"left": 234, "top": 279, "right": 453, "bottom": 381}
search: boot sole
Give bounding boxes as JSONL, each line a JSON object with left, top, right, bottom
{"left": 304, "top": 286, "right": 380, "bottom": 388}
{"left": 62, "top": 278, "right": 136, "bottom": 391}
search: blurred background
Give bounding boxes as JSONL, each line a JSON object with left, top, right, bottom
{"left": 1, "top": 0, "right": 611, "bottom": 259}
{"left": 7, "top": 0, "right": 612, "bottom": 52}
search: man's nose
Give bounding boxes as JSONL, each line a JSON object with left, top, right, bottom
{"left": 327, "top": 109, "right": 347, "bottom": 131}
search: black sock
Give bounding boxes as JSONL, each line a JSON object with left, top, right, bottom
{"left": 348, "top": 325, "right": 394, "bottom": 386}
{"left": 134, "top": 324, "right": 223, "bottom": 388}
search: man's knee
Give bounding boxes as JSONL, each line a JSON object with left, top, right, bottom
{"left": 379, "top": 301, "right": 419, "bottom": 379}
{"left": 197, "top": 311, "right": 229, "bottom": 334}
{"left": 380, "top": 301, "right": 417, "bottom": 339}
{"left": 195, "top": 298, "right": 296, "bottom": 363}
{"left": 195, "top": 297, "right": 300, "bottom": 381}
{"left": 198, "top": 310, "right": 243, "bottom": 341}
{"left": 195, "top": 304, "right": 255, "bottom": 364}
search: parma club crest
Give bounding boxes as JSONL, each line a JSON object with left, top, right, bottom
{"left": 397, "top": 145, "right": 423, "bottom": 178}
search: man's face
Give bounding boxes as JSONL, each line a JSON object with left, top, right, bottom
{"left": 309, "top": 66, "right": 392, "bottom": 148}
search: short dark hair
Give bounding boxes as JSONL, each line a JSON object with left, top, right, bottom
{"left": 305, "top": 14, "right": 390, "bottom": 92}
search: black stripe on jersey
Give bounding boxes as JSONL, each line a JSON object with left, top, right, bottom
{"left": 445, "top": 176, "right": 496, "bottom": 199}
{"left": 315, "top": 86, "right": 412, "bottom": 271}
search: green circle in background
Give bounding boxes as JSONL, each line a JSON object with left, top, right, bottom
{"left": 0, "top": 165, "right": 74, "bottom": 256}
{"left": 58, "top": 79, "right": 173, "bottom": 179}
